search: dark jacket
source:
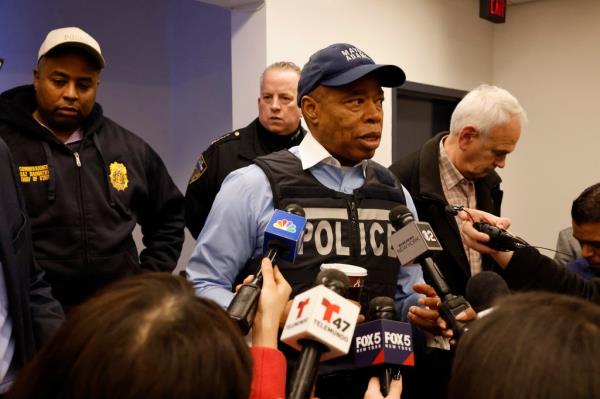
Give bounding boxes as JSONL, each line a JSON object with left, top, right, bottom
{"left": 0, "top": 85, "right": 184, "bottom": 308}
{"left": 184, "top": 118, "right": 305, "bottom": 238}
{"left": 503, "top": 247, "right": 600, "bottom": 303}
{"left": 0, "top": 136, "right": 64, "bottom": 370}
{"left": 389, "top": 132, "right": 503, "bottom": 295}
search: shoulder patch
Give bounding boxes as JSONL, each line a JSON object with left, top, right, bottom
{"left": 188, "top": 155, "right": 208, "bottom": 184}
{"left": 210, "top": 130, "right": 240, "bottom": 146}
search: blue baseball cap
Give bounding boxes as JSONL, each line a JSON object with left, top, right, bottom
{"left": 297, "top": 43, "right": 406, "bottom": 105}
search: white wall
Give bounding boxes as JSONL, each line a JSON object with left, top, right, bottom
{"left": 263, "top": 0, "right": 495, "bottom": 166}
{"left": 493, "top": 0, "right": 600, "bottom": 251}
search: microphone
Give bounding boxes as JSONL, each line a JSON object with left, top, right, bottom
{"left": 227, "top": 205, "right": 307, "bottom": 334}
{"left": 281, "top": 269, "right": 360, "bottom": 399}
{"left": 465, "top": 271, "right": 510, "bottom": 313}
{"left": 353, "top": 297, "right": 414, "bottom": 397}
{"left": 473, "top": 222, "right": 529, "bottom": 251}
{"left": 445, "top": 204, "right": 529, "bottom": 251}
{"left": 389, "top": 205, "right": 471, "bottom": 339}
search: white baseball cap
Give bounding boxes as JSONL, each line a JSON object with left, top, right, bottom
{"left": 38, "top": 27, "right": 105, "bottom": 68}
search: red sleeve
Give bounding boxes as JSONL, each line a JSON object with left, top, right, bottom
{"left": 249, "top": 347, "right": 287, "bottom": 399}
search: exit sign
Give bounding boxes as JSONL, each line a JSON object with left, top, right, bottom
{"left": 480, "top": 0, "right": 507, "bottom": 23}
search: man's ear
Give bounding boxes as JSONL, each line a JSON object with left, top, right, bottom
{"left": 32, "top": 68, "right": 40, "bottom": 89}
{"left": 458, "top": 125, "right": 478, "bottom": 150}
{"left": 301, "top": 96, "right": 318, "bottom": 126}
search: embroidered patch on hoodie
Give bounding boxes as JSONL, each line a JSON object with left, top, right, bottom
{"left": 19, "top": 164, "right": 49, "bottom": 183}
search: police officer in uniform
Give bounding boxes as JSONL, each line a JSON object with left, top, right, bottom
{"left": 184, "top": 61, "right": 305, "bottom": 238}
{"left": 187, "top": 43, "right": 430, "bottom": 399}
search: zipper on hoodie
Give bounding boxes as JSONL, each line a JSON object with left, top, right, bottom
{"left": 73, "top": 150, "right": 89, "bottom": 265}
{"left": 347, "top": 197, "right": 360, "bottom": 260}
{"left": 74, "top": 152, "right": 82, "bottom": 167}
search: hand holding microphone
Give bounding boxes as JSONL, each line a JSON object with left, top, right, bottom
{"left": 353, "top": 297, "right": 414, "bottom": 397}
{"left": 364, "top": 376, "right": 403, "bottom": 399}
{"left": 227, "top": 204, "right": 306, "bottom": 334}
{"left": 250, "top": 258, "right": 292, "bottom": 348}
{"left": 389, "top": 205, "right": 471, "bottom": 339}
{"left": 458, "top": 211, "right": 517, "bottom": 269}
{"left": 281, "top": 269, "right": 360, "bottom": 399}
{"left": 451, "top": 205, "right": 526, "bottom": 252}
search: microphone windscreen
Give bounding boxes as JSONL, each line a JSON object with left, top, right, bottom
{"left": 315, "top": 269, "right": 349, "bottom": 297}
{"left": 466, "top": 271, "right": 510, "bottom": 313}
{"left": 368, "top": 296, "right": 396, "bottom": 321}
{"left": 285, "top": 203, "right": 306, "bottom": 218}
{"left": 389, "top": 205, "right": 414, "bottom": 229}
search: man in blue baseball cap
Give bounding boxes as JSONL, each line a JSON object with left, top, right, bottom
{"left": 187, "top": 43, "right": 428, "bottom": 398}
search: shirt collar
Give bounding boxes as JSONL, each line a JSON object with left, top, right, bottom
{"left": 438, "top": 135, "right": 468, "bottom": 189}
{"left": 298, "top": 130, "right": 368, "bottom": 176}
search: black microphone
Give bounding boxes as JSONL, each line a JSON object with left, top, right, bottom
{"left": 445, "top": 204, "right": 529, "bottom": 251}
{"left": 282, "top": 269, "right": 359, "bottom": 399}
{"left": 353, "top": 297, "right": 414, "bottom": 396}
{"left": 465, "top": 271, "right": 510, "bottom": 313}
{"left": 473, "top": 222, "right": 529, "bottom": 251}
{"left": 227, "top": 204, "right": 306, "bottom": 334}
{"left": 389, "top": 205, "right": 470, "bottom": 339}
{"left": 369, "top": 297, "right": 395, "bottom": 396}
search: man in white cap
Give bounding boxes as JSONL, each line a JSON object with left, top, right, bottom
{"left": 0, "top": 27, "right": 185, "bottom": 310}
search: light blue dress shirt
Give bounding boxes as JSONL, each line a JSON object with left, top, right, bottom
{"left": 186, "top": 132, "right": 424, "bottom": 318}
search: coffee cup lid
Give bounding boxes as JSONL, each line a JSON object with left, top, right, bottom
{"left": 320, "top": 263, "right": 367, "bottom": 277}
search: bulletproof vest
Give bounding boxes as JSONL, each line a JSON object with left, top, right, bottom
{"left": 252, "top": 150, "right": 407, "bottom": 310}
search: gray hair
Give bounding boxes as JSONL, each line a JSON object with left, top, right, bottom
{"left": 449, "top": 84, "right": 527, "bottom": 137}
{"left": 259, "top": 61, "right": 301, "bottom": 89}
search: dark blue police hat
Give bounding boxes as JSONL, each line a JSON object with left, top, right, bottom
{"left": 297, "top": 43, "right": 406, "bottom": 105}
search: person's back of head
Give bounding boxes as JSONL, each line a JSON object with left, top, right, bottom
{"left": 448, "top": 291, "right": 600, "bottom": 399}
{"left": 9, "top": 273, "right": 252, "bottom": 399}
